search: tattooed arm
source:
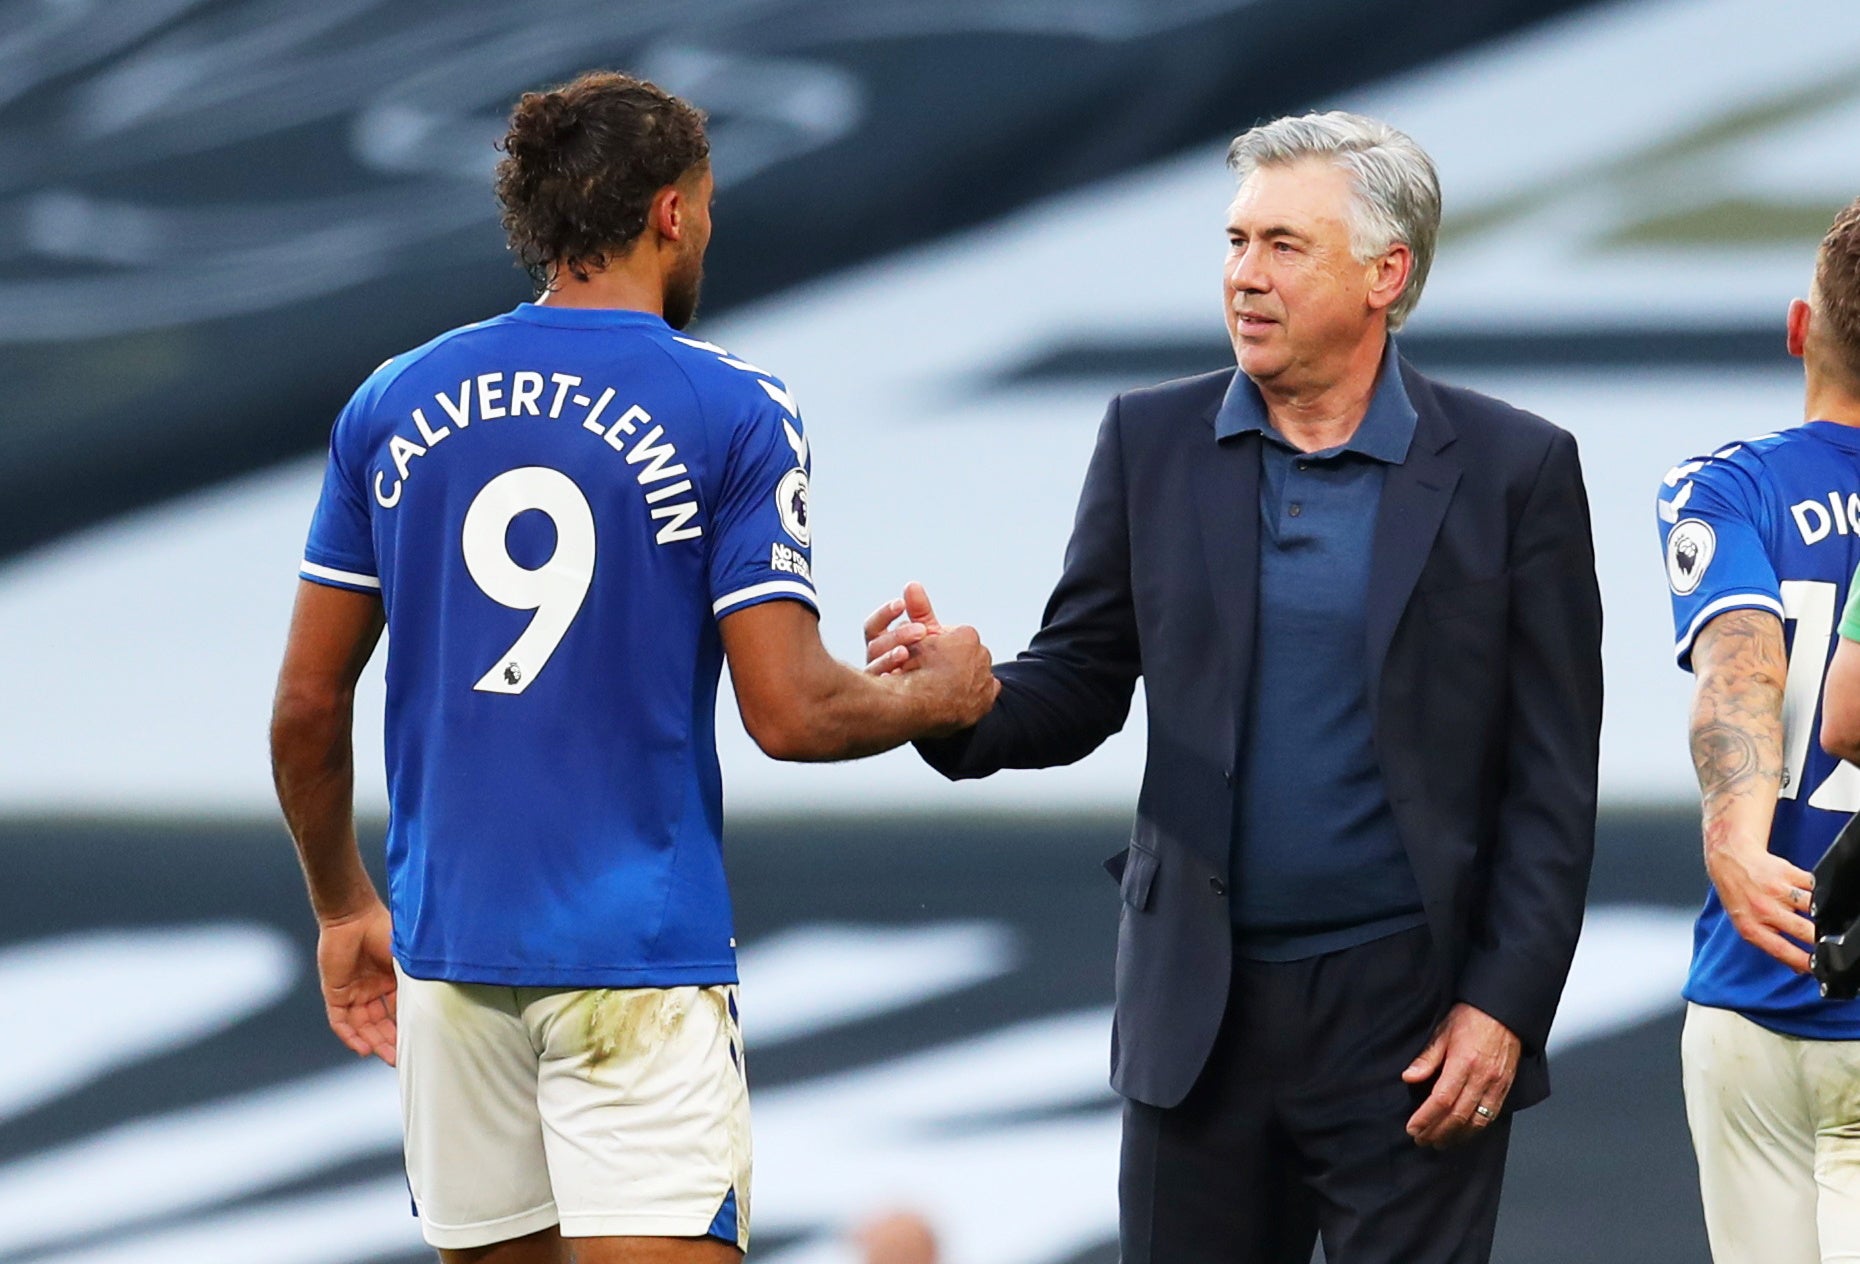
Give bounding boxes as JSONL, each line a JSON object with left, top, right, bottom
{"left": 1690, "top": 607, "right": 1816, "bottom": 972}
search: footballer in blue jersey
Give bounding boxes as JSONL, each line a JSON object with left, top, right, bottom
{"left": 1660, "top": 425, "right": 1860, "bottom": 1035}
{"left": 302, "top": 302, "right": 825, "bottom": 989}
{"left": 270, "top": 72, "right": 997, "bottom": 1261}
{"left": 1659, "top": 195, "right": 1860, "bottom": 1264}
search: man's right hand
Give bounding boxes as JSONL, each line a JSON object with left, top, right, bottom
{"left": 907, "top": 623, "right": 1000, "bottom": 733}
{"left": 864, "top": 582, "right": 996, "bottom": 728}
{"left": 1707, "top": 841, "right": 1816, "bottom": 973}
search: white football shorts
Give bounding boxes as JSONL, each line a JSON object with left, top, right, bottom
{"left": 1682, "top": 1001, "right": 1860, "bottom": 1264}
{"left": 395, "top": 965, "right": 751, "bottom": 1251}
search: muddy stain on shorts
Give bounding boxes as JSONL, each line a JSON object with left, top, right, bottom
{"left": 570, "top": 988, "right": 688, "bottom": 1072}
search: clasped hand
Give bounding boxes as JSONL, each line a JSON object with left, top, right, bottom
{"left": 864, "top": 581, "right": 1000, "bottom": 730}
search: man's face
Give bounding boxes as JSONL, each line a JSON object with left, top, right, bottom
{"left": 1222, "top": 158, "right": 1382, "bottom": 384}
{"left": 663, "top": 165, "right": 713, "bottom": 330}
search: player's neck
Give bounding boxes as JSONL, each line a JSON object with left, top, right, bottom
{"left": 535, "top": 259, "right": 666, "bottom": 319}
{"left": 1804, "top": 376, "right": 1860, "bottom": 428}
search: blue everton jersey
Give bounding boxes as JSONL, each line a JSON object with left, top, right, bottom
{"left": 300, "top": 303, "right": 817, "bottom": 987}
{"left": 1658, "top": 421, "right": 1860, "bottom": 1038}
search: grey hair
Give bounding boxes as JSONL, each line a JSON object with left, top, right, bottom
{"left": 1226, "top": 111, "right": 1441, "bottom": 331}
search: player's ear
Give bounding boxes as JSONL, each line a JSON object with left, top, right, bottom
{"left": 649, "top": 183, "right": 685, "bottom": 243}
{"left": 652, "top": 164, "right": 711, "bottom": 248}
{"left": 1788, "top": 298, "right": 1812, "bottom": 360}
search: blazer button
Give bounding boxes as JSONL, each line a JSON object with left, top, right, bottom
{"left": 1209, "top": 876, "right": 1227, "bottom": 896}
{"left": 1223, "top": 768, "right": 1236, "bottom": 787}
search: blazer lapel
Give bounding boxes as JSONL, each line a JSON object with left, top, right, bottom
{"left": 1192, "top": 421, "right": 1261, "bottom": 699}
{"left": 1365, "top": 367, "right": 1461, "bottom": 715}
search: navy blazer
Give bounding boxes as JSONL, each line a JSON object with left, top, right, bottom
{"left": 919, "top": 360, "right": 1604, "bottom": 1110}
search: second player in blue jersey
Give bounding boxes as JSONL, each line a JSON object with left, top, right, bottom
{"left": 1658, "top": 196, "right": 1860, "bottom": 1264}
{"left": 1660, "top": 424, "right": 1860, "bottom": 1038}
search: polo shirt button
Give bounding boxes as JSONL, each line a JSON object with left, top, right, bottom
{"left": 1288, "top": 503, "right": 1303, "bottom": 517}
{"left": 1210, "top": 876, "right": 1227, "bottom": 896}
{"left": 1295, "top": 460, "right": 1309, "bottom": 470}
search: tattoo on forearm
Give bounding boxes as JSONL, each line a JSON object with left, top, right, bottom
{"left": 1689, "top": 609, "right": 1785, "bottom": 852}
{"left": 1692, "top": 721, "right": 1762, "bottom": 789}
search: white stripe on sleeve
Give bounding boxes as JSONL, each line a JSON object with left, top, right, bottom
{"left": 712, "top": 580, "right": 818, "bottom": 617}
{"left": 300, "top": 560, "right": 382, "bottom": 590}
{"left": 1674, "top": 592, "right": 1785, "bottom": 662}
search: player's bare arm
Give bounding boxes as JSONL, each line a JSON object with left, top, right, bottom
{"left": 270, "top": 578, "right": 398, "bottom": 1063}
{"left": 722, "top": 598, "right": 996, "bottom": 761}
{"left": 1690, "top": 606, "right": 1816, "bottom": 972}
{"left": 1822, "top": 634, "right": 1860, "bottom": 763}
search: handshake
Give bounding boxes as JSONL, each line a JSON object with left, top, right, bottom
{"left": 862, "top": 580, "right": 1001, "bottom": 736}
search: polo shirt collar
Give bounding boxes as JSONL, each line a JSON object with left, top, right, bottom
{"left": 1214, "top": 337, "right": 1417, "bottom": 464}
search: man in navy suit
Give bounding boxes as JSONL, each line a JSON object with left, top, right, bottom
{"left": 866, "top": 113, "right": 1602, "bottom": 1264}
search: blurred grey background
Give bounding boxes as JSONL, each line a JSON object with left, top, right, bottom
{"left": 1, "top": 1, "right": 1855, "bottom": 1260}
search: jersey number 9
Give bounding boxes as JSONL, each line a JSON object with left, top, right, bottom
{"left": 461, "top": 466, "right": 595, "bottom": 695}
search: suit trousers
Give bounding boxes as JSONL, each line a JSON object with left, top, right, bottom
{"left": 1118, "top": 926, "right": 1512, "bottom": 1264}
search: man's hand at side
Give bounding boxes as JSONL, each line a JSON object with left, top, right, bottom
{"left": 1705, "top": 841, "right": 1815, "bottom": 974}
{"left": 272, "top": 580, "right": 394, "bottom": 1062}
{"left": 317, "top": 900, "right": 398, "bottom": 1065}
{"left": 1402, "top": 1002, "right": 1521, "bottom": 1149}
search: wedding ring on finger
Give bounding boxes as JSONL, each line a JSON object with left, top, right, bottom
{"left": 1474, "top": 1104, "right": 1496, "bottom": 1121}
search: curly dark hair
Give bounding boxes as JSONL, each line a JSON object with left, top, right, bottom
{"left": 1817, "top": 196, "right": 1860, "bottom": 384}
{"left": 494, "top": 71, "right": 710, "bottom": 289}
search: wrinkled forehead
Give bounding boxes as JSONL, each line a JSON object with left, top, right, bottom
{"left": 1225, "top": 156, "right": 1356, "bottom": 232}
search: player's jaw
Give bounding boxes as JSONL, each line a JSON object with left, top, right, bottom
{"left": 663, "top": 249, "right": 705, "bottom": 330}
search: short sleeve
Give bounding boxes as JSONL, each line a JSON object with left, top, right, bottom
{"left": 1841, "top": 561, "right": 1860, "bottom": 643}
{"left": 300, "top": 394, "right": 381, "bottom": 593}
{"left": 1657, "top": 453, "right": 1782, "bottom": 670}
{"left": 707, "top": 383, "right": 817, "bottom": 619}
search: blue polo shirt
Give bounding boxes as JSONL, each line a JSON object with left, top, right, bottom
{"left": 1219, "top": 341, "right": 1427, "bottom": 960}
